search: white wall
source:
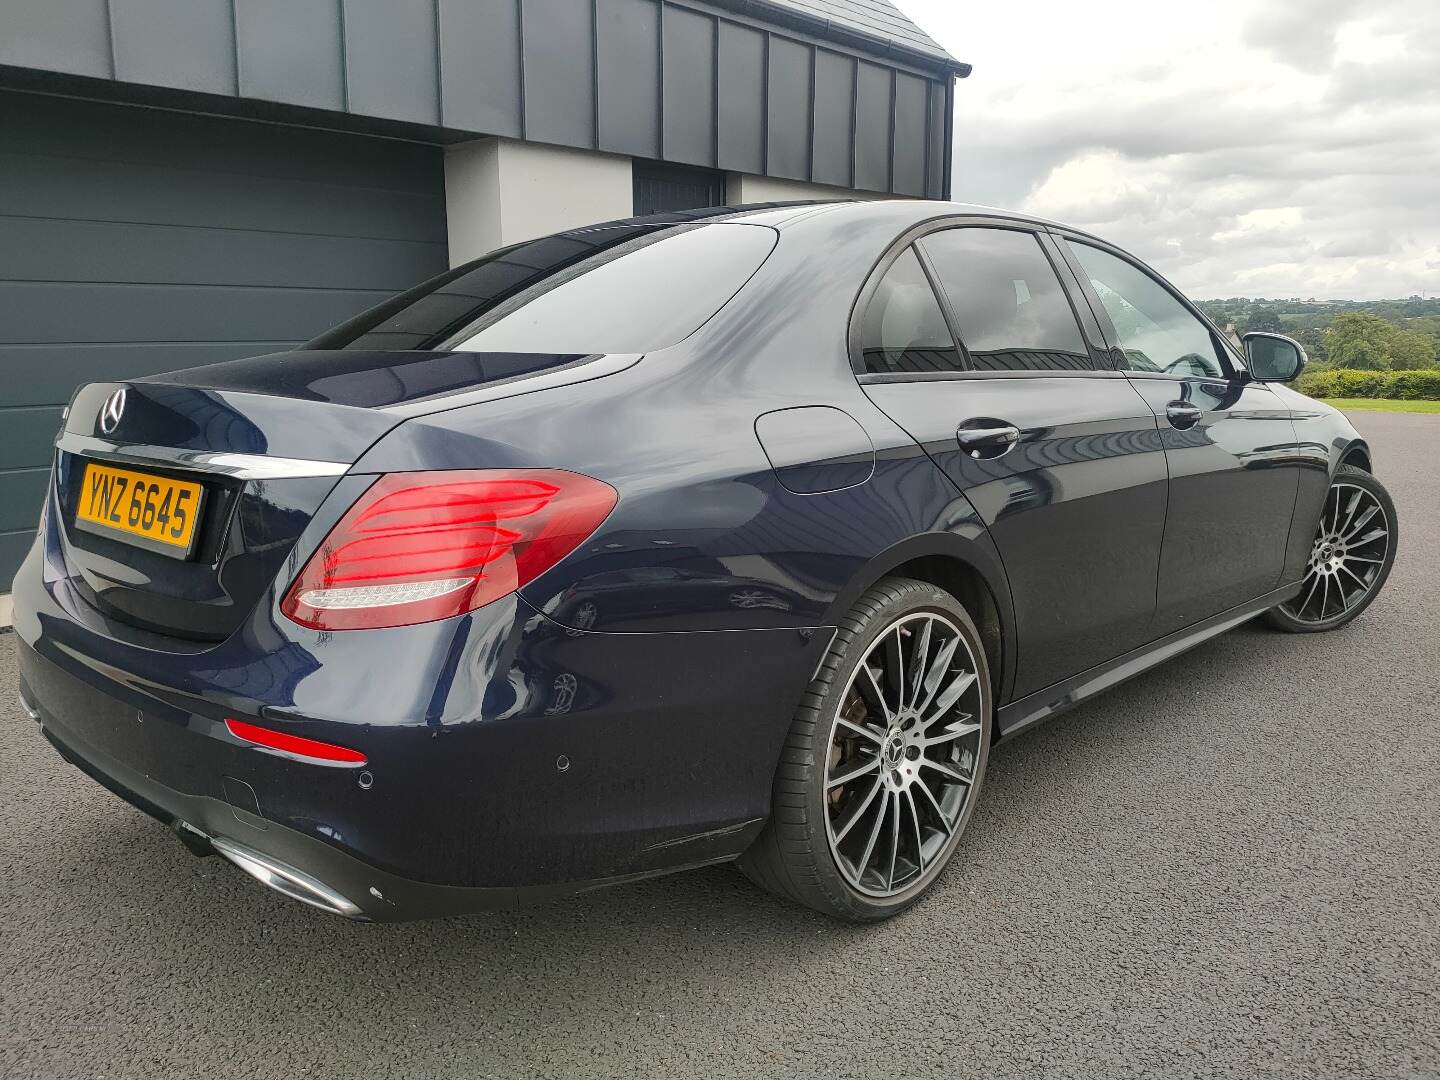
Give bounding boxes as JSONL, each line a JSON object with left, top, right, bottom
{"left": 445, "top": 138, "right": 633, "bottom": 266}
{"left": 443, "top": 146, "right": 905, "bottom": 268}
{"left": 726, "top": 173, "right": 890, "bottom": 204}
{"left": 443, "top": 139, "right": 503, "bottom": 264}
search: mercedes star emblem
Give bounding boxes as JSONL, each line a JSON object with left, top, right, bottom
{"left": 99, "top": 387, "right": 127, "bottom": 435}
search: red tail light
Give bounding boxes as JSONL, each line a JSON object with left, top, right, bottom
{"left": 280, "top": 469, "right": 617, "bottom": 631}
{"left": 225, "top": 718, "right": 367, "bottom": 766}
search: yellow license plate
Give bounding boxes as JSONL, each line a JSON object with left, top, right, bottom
{"left": 75, "top": 462, "right": 205, "bottom": 556}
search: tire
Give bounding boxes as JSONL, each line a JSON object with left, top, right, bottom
{"left": 1264, "top": 464, "right": 1398, "bottom": 633}
{"left": 738, "top": 576, "right": 991, "bottom": 921}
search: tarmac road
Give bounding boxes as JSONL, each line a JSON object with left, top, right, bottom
{"left": 2, "top": 411, "right": 1437, "bottom": 1079}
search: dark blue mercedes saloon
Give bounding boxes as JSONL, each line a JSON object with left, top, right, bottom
{"left": 13, "top": 201, "right": 1397, "bottom": 921}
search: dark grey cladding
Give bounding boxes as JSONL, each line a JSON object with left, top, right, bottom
{"left": 0, "top": 0, "right": 966, "bottom": 198}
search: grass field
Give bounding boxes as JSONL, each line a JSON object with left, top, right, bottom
{"left": 1320, "top": 398, "right": 1440, "bottom": 414}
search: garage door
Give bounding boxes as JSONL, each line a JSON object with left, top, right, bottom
{"left": 633, "top": 161, "right": 725, "bottom": 215}
{"left": 0, "top": 90, "right": 448, "bottom": 585}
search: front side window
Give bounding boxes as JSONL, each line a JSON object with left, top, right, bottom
{"left": 857, "top": 247, "right": 962, "bottom": 375}
{"left": 306, "top": 222, "right": 776, "bottom": 354}
{"left": 1067, "top": 241, "right": 1226, "bottom": 378}
{"left": 918, "top": 228, "right": 1093, "bottom": 371}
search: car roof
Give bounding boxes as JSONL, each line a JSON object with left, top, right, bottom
{"left": 577, "top": 200, "right": 1075, "bottom": 235}
{"left": 771, "top": 199, "right": 1073, "bottom": 231}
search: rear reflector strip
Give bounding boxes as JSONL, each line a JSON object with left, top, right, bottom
{"left": 225, "top": 718, "right": 367, "bottom": 767}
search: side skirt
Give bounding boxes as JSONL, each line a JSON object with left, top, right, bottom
{"left": 995, "top": 583, "right": 1302, "bottom": 741}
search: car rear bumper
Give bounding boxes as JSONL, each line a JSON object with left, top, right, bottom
{"left": 13, "top": 553, "right": 831, "bottom": 919}
{"left": 31, "top": 706, "right": 748, "bottom": 923}
{"left": 19, "top": 648, "right": 602, "bottom": 921}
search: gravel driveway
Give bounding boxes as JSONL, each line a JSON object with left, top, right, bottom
{"left": 3, "top": 411, "right": 1437, "bottom": 1080}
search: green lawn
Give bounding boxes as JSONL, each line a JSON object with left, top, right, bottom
{"left": 1320, "top": 398, "right": 1440, "bottom": 414}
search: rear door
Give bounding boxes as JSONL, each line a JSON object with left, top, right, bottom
{"left": 1055, "top": 235, "right": 1301, "bottom": 634}
{"left": 854, "top": 222, "right": 1169, "bottom": 700}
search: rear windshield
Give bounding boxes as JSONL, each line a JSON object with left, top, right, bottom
{"left": 307, "top": 222, "right": 776, "bottom": 354}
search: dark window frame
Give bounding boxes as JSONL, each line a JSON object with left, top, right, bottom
{"left": 917, "top": 225, "right": 1100, "bottom": 375}
{"left": 855, "top": 242, "right": 966, "bottom": 377}
{"left": 1049, "top": 230, "right": 1243, "bottom": 382}
{"left": 848, "top": 215, "right": 1122, "bottom": 383}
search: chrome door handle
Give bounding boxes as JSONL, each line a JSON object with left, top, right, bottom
{"left": 956, "top": 421, "right": 1021, "bottom": 459}
{"left": 1165, "top": 402, "right": 1203, "bottom": 430}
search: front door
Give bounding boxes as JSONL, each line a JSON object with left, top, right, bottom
{"left": 854, "top": 226, "right": 1169, "bottom": 700}
{"left": 1058, "top": 236, "right": 1301, "bottom": 635}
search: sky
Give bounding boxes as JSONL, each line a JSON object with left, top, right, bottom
{"left": 894, "top": 0, "right": 1440, "bottom": 300}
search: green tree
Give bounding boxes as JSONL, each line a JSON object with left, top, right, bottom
{"left": 1390, "top": 328, "right": 1437, "bottom": 369}
{"left": 1408, "top": 315, "right": 1440, "bottom": 340}
{"left": 1295, "top": 325, "right": 1329, "bottom": 363}
{"left": 1326, "top": 313, "right": 1389, "bottom": 369}
{"left": 1325, "top": 312, "right": 1437, "bottom": 370}
{"left": 1242, "top": 307, "right": 1284, "bottom": 334}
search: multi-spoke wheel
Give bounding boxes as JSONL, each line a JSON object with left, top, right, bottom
{"left": 1266, "top": 464, "right": 1397, "bottom": 633}
{"left": 739, "top": 577, "right": 991, "bottom": 920}
{"left": 825, "top": 612, "right": 982, "bottom": 897}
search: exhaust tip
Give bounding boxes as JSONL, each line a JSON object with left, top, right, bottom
{"left": 211, "top": 836, "right": 366, "bottom": 919}
{"left": 17, "top": 688, "right": 40, "bottom": 722}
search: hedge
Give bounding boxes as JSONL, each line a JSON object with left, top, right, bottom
{"left": 1296, "top": 368, "right": 1440, "bottom": 400}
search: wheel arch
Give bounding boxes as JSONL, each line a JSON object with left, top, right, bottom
{"left": 821, "top": 534, "right": 1017, "bottom": 714}
{"left": 1339, "top": 438, "right": 1372, "bottom": 473}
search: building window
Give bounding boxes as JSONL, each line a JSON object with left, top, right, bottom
{"left": 633, "top": 161, "right": 725, "bottom": 215}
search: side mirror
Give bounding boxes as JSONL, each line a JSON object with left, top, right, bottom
{"left": 1243, "top": 332, "right": 1307, "bottom": 382}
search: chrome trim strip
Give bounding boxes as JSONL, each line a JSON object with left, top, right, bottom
{"left": 210, "top": 836, "right": 366, "bottom": 919}
{"left": 56, "top": 433, "right": 351, "bottom": 480}
{"left": 377, "top": 352, "right": 644, "bottom": 418}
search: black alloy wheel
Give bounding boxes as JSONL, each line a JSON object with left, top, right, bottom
{"left": 1266, "top": 464, "right": 1397, "bottom": 633}
{"left": 739, "top": 578, "right": 991, "bottom": 921}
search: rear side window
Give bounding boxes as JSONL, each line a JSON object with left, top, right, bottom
{"left": 306, "top": 223, "right": 776, "bottom": 354}
{"left": 918, "top": 228, "right": 1094, "bottom": 372}
{"left": 857, "top": 247, "right": 962, "bottom": 375}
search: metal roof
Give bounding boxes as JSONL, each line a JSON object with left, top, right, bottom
{"left": 717, "top": 0, "right": 967, "bottom": 73}
{"left": 775, "top": 0, "right": 951, "bottom": 59}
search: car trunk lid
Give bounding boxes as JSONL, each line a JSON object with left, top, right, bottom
{"left": 52, "top": 349, "right": 617, "bottom": 641}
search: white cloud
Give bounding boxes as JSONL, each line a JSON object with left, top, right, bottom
{"left": 894, "top": 0, "right": 1440, "bottom": 299}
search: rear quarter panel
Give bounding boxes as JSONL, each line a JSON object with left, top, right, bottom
{"left": 349, "top": 204, "right": 1010, "bottom": 636}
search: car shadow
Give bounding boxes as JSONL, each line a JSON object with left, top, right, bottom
{"left": 11, "top": 610, "right": 1357, "bottom": 1052}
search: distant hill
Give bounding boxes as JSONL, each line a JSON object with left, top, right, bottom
{"left": 1195, "top": 297, "right": 1440, "bottom": 365}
